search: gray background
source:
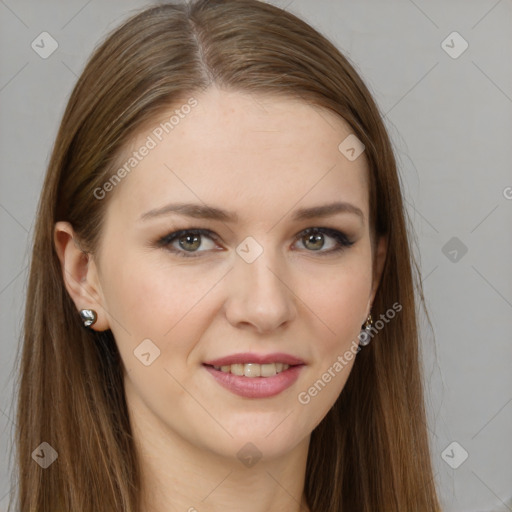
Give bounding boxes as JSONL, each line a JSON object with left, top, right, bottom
{"left": 1, "top": 0, "right": 511, "bottom": 510}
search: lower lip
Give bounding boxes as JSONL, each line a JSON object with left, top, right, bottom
{"left": 203, "top": 364, "right": 304, "bottom": 398}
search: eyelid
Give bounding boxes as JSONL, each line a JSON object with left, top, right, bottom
{"left": 297, "top": 227, "right": 354, "bottom": 248}
{"left": 156, "top": 226, "right": 355, "bottom": 257}
{"left": 156, "top": 228, "right": 221, "bottom": 252}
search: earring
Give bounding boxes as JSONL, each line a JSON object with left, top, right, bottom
{"left": 358, "top": 314, "right": 373, "bottom": 347}
{"left": 79, "top": 309, "right": 97, "bottom": 328}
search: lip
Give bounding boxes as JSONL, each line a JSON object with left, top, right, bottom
{"left": 203, "top": 352, "right": 305, "bottom": 366}
{"left": 203, "top": 364, "right": 304, "bottom": 398}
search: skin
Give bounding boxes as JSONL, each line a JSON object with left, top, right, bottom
{"left": 55, "top": 86, "right": 387, "bottom": 512}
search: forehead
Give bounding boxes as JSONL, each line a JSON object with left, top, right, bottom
{"left": 105, "top": 87, "right": 369, "bottom": 226}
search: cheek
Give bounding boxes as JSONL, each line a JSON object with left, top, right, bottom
{"left": 100, "top": 237, "right": 372, "bottom": 360}
{"left": 100, "top": 252, "right": 227, "bottom": 351}
{"left": 292, "top": 262, "right": 370, "bottom": 423}
{"left": 320, "top": 273, "right": 368, "bottom": 336}
{"left": 296, "top": 255, "right": 372, "bottom": 350}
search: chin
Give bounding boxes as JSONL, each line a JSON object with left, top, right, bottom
{"left": 202, "top": 420, "right": 310, "bottom": 462}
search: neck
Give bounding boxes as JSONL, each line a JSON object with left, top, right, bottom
{"left": 129, "top": 400, "right": 311, "bottom": 512}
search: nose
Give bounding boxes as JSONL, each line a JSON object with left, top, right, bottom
{"left": 224, "top": 246, "right": 297, "bottom": 334}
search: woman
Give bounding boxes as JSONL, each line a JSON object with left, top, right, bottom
{"left": 13, "top": 0, "right": 441, "bottom": 510}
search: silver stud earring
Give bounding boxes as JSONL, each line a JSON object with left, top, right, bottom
{"left": 358, "top": 314, "right": 374, "bottom": 347}
{"left": 79, "top": 309, "right": 97, "bottom": 328}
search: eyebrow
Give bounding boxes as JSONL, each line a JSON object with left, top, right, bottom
{"left": 139, "top": 201, "right": 365, "bottom": 224}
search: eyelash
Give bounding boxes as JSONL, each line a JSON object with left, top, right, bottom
{"left": 156, "top": 227, "right": 355, "bottom": 258}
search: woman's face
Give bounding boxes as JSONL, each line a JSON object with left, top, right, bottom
{"left": 87, "top": 87, "right": 386, "bottom": 460}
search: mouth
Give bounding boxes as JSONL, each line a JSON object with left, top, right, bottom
{"left": 202, "top": 358, "right": 305, "bottom": 398}
{"left": 204, "top": 362, "right": 297, "bottom": 377}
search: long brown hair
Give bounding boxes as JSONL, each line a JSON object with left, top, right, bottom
{"left": 11, "top": 0, "right": 441, "bottom": 510}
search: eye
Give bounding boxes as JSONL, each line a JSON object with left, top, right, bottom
{"left": 156, "top": 229, "right": 220, "bottom": 258}
{"left": 156, "top": 226, "right": 354, "bottom": 258}
{"left": 293, "top": 227, "right": 354, "bottom": 255}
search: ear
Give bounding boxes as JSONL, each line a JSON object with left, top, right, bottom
{"left": 366, "top": 234, "right": 388, "bottom": 317}
{"left": 53, "top": 221, "right": 110, "bottom": 331}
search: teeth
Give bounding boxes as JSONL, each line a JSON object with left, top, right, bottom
{"left": 245, "top": 363, "right": 261, "bottom": 377}
{"left": 231, "top": 364, "right": 244, "bottom": 376}
{"left": 212, "top": 362, "right": 291, "bottom": 377}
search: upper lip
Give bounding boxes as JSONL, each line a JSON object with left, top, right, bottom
{"left": 203, "top": 352, "right": 305, "bottom": 366}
